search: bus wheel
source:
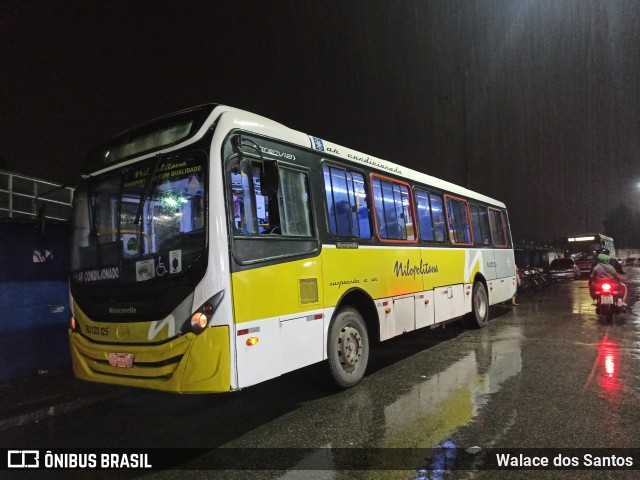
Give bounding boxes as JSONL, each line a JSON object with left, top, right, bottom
{"left": 327, "top": 307, "right": 369, "bottom": 389}
{"left": 465, "top": 281, "right": 489, "bottom": 329}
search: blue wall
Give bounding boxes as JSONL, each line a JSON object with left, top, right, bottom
{"left": 0, "top": 221, "right": 70, "bottom": 381}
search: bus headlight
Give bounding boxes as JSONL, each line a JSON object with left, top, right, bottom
{"left": 187, "top": 291, "right": 225, "bottom": 334}
{"left": 191, "top": 312, "right": 209, "bottom": 332}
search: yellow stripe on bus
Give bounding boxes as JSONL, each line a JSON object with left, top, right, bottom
{"left": 231, "top": 247, "right": 470, "bottom": 324}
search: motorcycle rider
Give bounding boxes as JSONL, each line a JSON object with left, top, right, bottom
{"left": 590, "top": 252, "right": 628, "bottom": 307}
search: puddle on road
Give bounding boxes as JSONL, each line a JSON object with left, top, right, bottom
{"left": 380, "top": 325, "right": 523, "bottom": 449}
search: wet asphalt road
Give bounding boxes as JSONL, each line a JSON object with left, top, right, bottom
{"left": 5, "top": 268, "right": 640, "bottom": 479}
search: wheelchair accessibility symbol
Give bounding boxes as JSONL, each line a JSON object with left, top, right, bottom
{"left": 156, "top": 257, "right": 168, "bottom": 277}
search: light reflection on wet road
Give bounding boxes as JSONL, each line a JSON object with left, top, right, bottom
{"left": 4, "top": 270, "right": 640, "bottom": 479}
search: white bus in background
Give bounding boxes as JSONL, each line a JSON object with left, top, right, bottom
{"left": 566, "top": 233, "right": 615, "bottom": 275}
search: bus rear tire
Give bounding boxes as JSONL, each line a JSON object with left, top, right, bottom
{"left": 464, "top": 281, "right": 489, "bottom": 329}
{"left": 327, "top": 307, "right": 369, "bottom": 389}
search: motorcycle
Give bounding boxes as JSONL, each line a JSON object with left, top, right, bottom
{"left": 591, "top": 279, "right": 624, "bottom": 323}
{"left": 518, "top": 266, "right": 548, "bottom": 292}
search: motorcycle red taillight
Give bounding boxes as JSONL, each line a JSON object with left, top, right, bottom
{"left": 595, "top": 281, "right": 619, "bottom": 296}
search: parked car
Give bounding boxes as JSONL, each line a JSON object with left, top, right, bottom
{"left": 548, "top": 258, "right": 580, "bottom": 281}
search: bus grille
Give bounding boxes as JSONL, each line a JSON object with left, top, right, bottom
{"left": 85, "top": 353, "right": 184, "bottom": 380}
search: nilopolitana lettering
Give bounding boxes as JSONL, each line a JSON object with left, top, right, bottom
{"left": 394, "top": 259, "right": 438, "bottom": 279}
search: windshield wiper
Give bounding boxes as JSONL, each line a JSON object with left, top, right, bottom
{"left": 85, "top": 181, "right": 104, "bottom": 267}
{"left": 85, "top": 181, "right": 96, "bottom": 237}
{"left": 133, "top": 154, "right": 162, "bottom": 226}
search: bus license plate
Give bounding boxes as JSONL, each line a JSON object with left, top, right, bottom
{"left": 108, "top": 353, "right": 134, "bottom": 368}
{"left": 601, "top": 295, "right": 614, "bottom": 305}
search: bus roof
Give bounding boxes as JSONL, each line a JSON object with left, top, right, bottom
{"left": 83, "top": 103, "right": 507, "bottom": 209}
{"left": 211, "top": 105, "right": 507, "bottom": 209}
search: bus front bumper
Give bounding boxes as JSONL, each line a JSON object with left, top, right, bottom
{"left": 69, "top": 325, "right": 231, "bottom": 393}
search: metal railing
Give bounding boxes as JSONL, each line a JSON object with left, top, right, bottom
{"left": 0, "top": 169, "right": 74, "bottom": 222}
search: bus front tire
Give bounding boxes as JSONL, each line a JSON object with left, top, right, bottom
{"left": 327, "top": 307, "right": 369, "bottom": 389}
{"left": 464, "top": 281, "right": 489, "bottom": 329}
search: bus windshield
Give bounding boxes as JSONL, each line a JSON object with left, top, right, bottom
{"left": 566, "top": 234, "right": 614, "bottom": 259}
{"left": 71, "top": 151, "right": 207, "bottom": 285}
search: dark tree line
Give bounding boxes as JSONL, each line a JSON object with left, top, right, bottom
{"left": 603, "top": 203, "right": 640, "bottom": 249}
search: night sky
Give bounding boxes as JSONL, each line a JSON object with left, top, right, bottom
{"left": 1, "top": 1, "right": 638, "bottom": 244}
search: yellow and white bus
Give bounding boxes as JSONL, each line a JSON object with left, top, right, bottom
{"left": 69, "top": 104, "right": 516, "bottom": 393}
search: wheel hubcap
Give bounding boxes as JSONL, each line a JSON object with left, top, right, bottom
{"left": 476, "top": 289, "right": 487, "bottom": 318}
{"left": 338, "top": 324, "right": 363, "bottom": 371}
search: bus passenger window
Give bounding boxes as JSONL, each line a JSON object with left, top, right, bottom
{"left": 429, "top": 194, "right": 446, "bottom": 242}
{"left": 489, "top": 208, "right": 507, "bottom": 246}
{"left": 371, "top": 176, "right": 415, "bottom": 241}
{"left": 350, "top": 172, "right": 371, "bottom": 239}
{"left": 415, "top": 189, "right": 440, "bottom": 242}
{"left": 445, "top": 196, "right": 472, "bottom": 245}
{"left": 470, "top": 204, "right": 491, "bottom": 245}
{"left": 323, "top": 165, "right": 371, "bottom": 239}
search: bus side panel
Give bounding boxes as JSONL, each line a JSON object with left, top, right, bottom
{"left": 323, "top": 246, "right": 424, "bottom": 342}
{"left": 421, "top": 248, "right": 467, "bottom": 290}
{"left": 322, "top": 246, "right": 423, "bottom": 304}
{"left": 231, "top": 258, "right": 323, "bottom": 323}
{"left": 415, "top": 290, "right": 436, "bottom": 328}
{"left": 280, "top": 311, "right": 325, "bottom": 374}
{"left": 493, "top": 249, "right": 517, "bottom": 304}
{"left": 434, "top": 285, "right": 466, "bottom": 323}
{"left": 323, "top": 246, "right": 472, "bottom": 339}
{"left": 231, "top": 257, "right": 324, "bottom": 388}
{"left": 323, "top": 246, "right": 468, "bottom": 303}
{"left": 481, "top": 250, "right": 498, "bottom": 281}
{"left": 234, "top": 317, "right": 282, "bottom": 388}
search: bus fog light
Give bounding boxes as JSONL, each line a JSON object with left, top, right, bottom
{"left": 191, "top": 313, "right": 208, "bottom": 331}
